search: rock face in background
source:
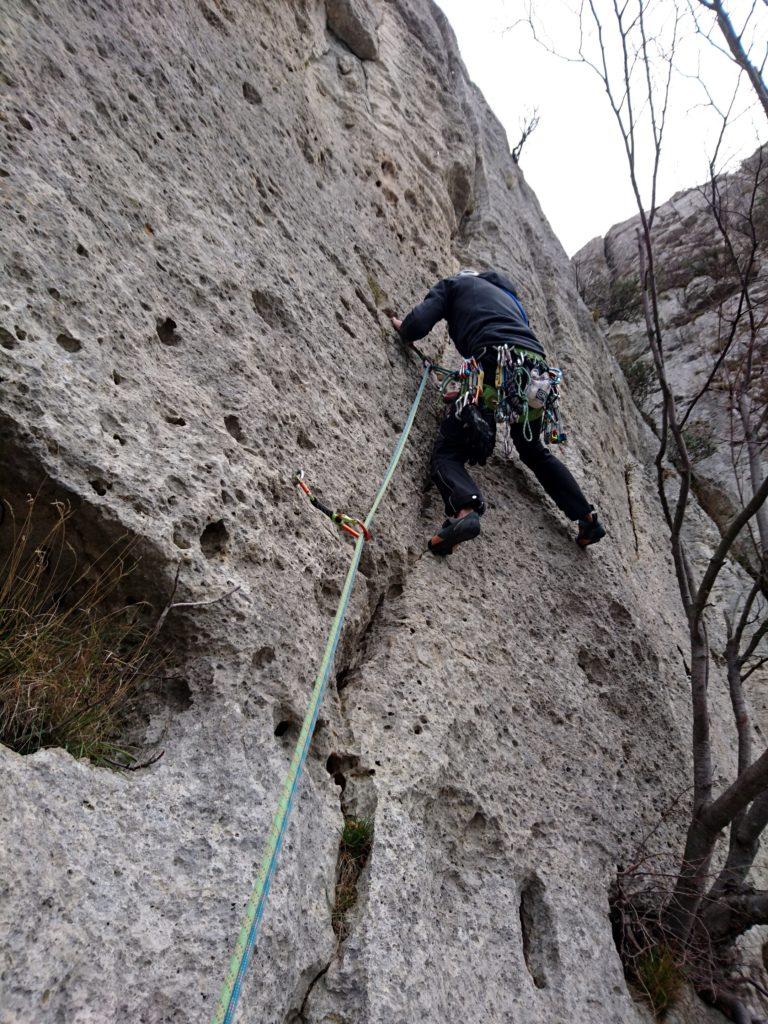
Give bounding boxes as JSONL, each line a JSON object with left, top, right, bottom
{"left": 0, "top": 2, "right": 745, "bottom": 1022}
{"left": 573, "top": 147, "right": 768, "bottom": 534}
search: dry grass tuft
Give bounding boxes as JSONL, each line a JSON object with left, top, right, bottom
{"left": 633, "top": 944, "right": 685, "bottom": 1019}
{"left": 0, "top": 497, "right": 158, "bottom": 766}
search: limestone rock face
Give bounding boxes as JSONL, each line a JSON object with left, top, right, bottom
{"left": 326, "top": 0, "right": 380, "bottom": 60}
{"left": 0, "top": 2, "right": 739, "bottom": 1023}
{"left": 573, "top": 146, "right": 768, "bottom": 533}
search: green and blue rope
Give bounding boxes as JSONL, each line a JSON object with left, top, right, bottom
{"left": 211, "top": 364, "right": 431, "bottom": 1024}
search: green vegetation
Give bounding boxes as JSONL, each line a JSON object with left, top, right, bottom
{"left": 619, "top": 354, "right": 656, "bottom": 406}
{"left": 366, "top": 273, "right": 386, "bottom": 309}
{"left": 332, "top": 815, "right": 374, "bottom": 938}
{"left": 682, "top": 421, "right": 717, "bottom": 463}
{"left": 340, "top": 815, "right": 374, "bottom": 858}
{"left": 608, "top": 274, "right": 642, "bottom": 321}
{"left": 0, "top": 498, "right": 157, "bottom": 766}
{"left": 633, "top": 945, "right": 684, "bottom": 1019}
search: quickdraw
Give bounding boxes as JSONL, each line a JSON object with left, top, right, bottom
{"left": 294, "top": 471, "right": 371, "bottom": 540}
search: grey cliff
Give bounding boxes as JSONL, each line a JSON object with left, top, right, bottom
{"left": 0, "top": 1, "right": 749, "bottom": 1022}
{"left": 573, "top": 146, "right": 768, "bottom": 539}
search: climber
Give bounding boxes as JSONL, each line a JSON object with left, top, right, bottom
{"left": 392, "top": 268, "right": 606, "bottom": 555}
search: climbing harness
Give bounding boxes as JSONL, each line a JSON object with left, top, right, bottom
{"left": 432, "top": 344, "right": 568, "bottom": 459}
{"left": 294, "top": 470, "right": 371, "bottom": 540}
{"left": 211, "top": 361, "right": 431, "bottom": 1024}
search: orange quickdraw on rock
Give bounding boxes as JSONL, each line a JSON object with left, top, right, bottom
{"left": 294, "top": 471, "right": 372, "bottom": 541}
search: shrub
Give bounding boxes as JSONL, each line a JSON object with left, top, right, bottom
{"left": 681, "top": 422, "right": 717, "bottom": 463}
{"left": 619, "top": 355, "right": 656, "bottom": 406}
{"left": 0, "top": 497, "right": 157, "bottom": 766}
{"left": 609, "top": 275, "right": 642, "bottom": 321}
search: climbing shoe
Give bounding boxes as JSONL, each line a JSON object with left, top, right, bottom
{"left": 428, "top": 511, "right": 481, "bottom": 556}
{"left": 576, "top": 511, "right": 606, "bottom": 548}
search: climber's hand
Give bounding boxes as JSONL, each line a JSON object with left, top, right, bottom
{"left": 391, "top": 316, "right": 403, "bottom": 333}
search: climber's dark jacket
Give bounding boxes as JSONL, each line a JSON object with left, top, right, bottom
{"left": 397, "top": 270, "right": 545, "bottom": 359}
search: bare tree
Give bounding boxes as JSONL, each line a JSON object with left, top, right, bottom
{"left": 521, "top": 1, "right": 768, "bottom": 1017}
{"left": 693, "top": 0, "right": 768, "bottom": 119}
{"left": 511, "top": 107, "right": 540, "bottom": 163}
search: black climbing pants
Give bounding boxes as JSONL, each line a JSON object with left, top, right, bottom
{"left": 430, "top": 404, "right": 592, "bottom": 521}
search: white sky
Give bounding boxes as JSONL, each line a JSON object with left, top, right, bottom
{"left": 435, "top": 0, "right": 767, "bottom": 256}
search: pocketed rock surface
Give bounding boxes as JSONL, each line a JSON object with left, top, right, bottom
{"left": 0, "top": 2, "right": 749, "bottom": 1022}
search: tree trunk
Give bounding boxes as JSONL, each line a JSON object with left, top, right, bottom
{"left": 738, "top": 391, "right": 768, "bottom": 561}
{"left": 665, "top": 622, "right": 716, "bottom": 939}
{"left": 707, "top": 0, "right": 768, "bottom": 121}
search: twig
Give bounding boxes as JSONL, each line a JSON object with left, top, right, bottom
{"left": 154, "top": 564, "right": 241, "bottom": 633}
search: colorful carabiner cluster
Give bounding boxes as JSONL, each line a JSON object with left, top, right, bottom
{"left": 494, "top": 345, "right": 567, "bottom": 445}
{"left": 440, "top": 356, "right": 485, "bottom": 417}
{"left": 541, "top": 366, "right": 567, "bottom": 445}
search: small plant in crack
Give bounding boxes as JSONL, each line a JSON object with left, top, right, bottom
{"left": 332, "top": 815, "right": 373, "bottom": 939}
{"left": 633, "top": 944, "right": 684, "bottom": 1019}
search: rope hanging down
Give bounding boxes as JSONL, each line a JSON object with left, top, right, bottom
{"left": 210, "top": 362, "right": 431, "bottom": 1024}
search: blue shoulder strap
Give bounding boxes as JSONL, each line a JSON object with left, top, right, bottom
{"left": 500, "top": 287, "right": 529, "bottom": 326}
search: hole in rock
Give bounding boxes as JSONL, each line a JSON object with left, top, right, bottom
{"left": 112, "top": 370, "right": 124, "bottom": 385}
{"left": 0, "top": 328, "right": 17, "bottom": 350}
{"left": 326, "top": 754, "right": 347, "bottom": 790}
{"left": 336, "top": 666, "right": 354, "bottom": 691}
{"left": 224, "top": 415, "right": 244, "bottom": 443}
{"left": 90, "top": 478, "right": 110, "bottom": 496}
{"left": 251, "top": 286, "right": 290, "bottom": 329}
{"left": 172, "top": 525, "right": 192, "bottom": 550}
{"left": 296, "top": 428, "right": 316, "bottom": 451}
{"left": 200, "top": 519, "right": 228, "bottom": 558}
{"left": 252, "top": 645, "right": 275, "bottom": 669}
{"left": 156, "top": 317, "right": 180, "bottom": 346}
{"left": 56, "top": 332, "right": 82, "bottom": 353}
{"left": 242, "top": 81, "right": 262, "bottom": 105}
{"left": 165, "top": 413, "right": 186, "bottom": 426}
{"left": 519, "top": 876, "right": 557, "bottom": 990}
{"left": 76, "top": 243, "right": 89, "bottom": 257}
{"left": 273, "top": 710, "right": 301, "bottom": 745}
